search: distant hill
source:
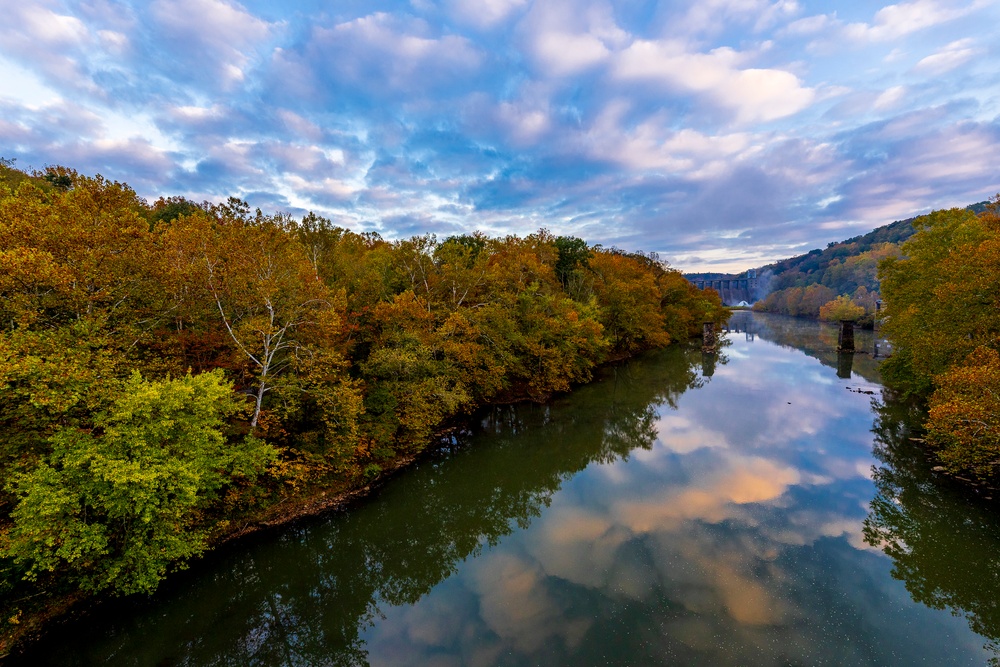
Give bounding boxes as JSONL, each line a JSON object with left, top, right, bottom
{"left": 687, "top": 201, "right": 988, "bottom": 297}
{"left": 684, "top": 200, "right": 990, "bottom": 316}
{"left": 757, "top": 200, "right": 989, "bottom": 295}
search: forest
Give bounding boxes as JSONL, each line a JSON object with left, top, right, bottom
{"left": 878, "top": 201, "right": 1000, "bottom": 481}
{"left": 0, "top": 161, "right": 726, "bottom": 645}
{"left": 751, "top": 202, "right": 990, "bottom": 325}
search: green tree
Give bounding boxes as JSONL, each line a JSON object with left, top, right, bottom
{"left": 554, "top": 235, "right": 591, "bottom": 294}
{"left": 879, "top": 206, "right": 997, "bottom": 394}
{"left": 1, "top": 371, "right": 276, "bottom": 595}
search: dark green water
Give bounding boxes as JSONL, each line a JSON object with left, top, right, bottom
{"left": 13, "top": 312, "right": 1000, "bottom": 666}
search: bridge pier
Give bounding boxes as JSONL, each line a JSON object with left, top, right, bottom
{"left": 702, "top": 322, "right": 716, "bottom": 353}
{"left": 838, "top": 320, "right": 855, "bottom": 352}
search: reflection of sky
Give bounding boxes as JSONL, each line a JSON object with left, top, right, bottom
{"left": 362, "top": 320, "right": 988, "bottom": 665}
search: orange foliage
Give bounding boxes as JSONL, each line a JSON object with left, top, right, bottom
{"left": 926, "top": 347, "right": 1000, "bottom": 477}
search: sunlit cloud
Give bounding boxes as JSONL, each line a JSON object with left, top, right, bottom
{"left": 613, "top": 40, "right": 815, "bottom": 123}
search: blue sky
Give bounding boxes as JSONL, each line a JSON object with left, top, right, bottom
{"left": 1, "top": 0, "right": 998, "bottom": 271}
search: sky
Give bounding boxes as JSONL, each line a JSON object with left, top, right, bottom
{"left": 1, "top": 0, "right": 998, "bottom": 272}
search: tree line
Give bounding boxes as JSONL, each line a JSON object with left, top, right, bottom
{"left": 878, "top": 200, "right": 1000, "bottom": 481}
{"left": 0, "top": 162, "right": 726, "bottom": 636}
{"left": 750, "top": 204, "right": 983, "bottom": 325}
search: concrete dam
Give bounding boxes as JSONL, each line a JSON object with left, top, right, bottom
{"left": 685, "top": 270, "right": 760, "bottom": 306}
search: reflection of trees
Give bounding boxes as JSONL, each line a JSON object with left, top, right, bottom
{"left": 13, "top": 346, "right": 707, "bottom": 667}
{"left": 729, "top": 311, "right": 882, "bottom": 383}
{"left": 863, "top": 392, "right": 1000, "bottom": 664}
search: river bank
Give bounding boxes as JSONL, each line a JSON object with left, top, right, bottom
{"left": 9, "top": 312, "right": 998, "bottom": 666}
{"left": 0, "top": 333, "right": 713, "bottom": 660}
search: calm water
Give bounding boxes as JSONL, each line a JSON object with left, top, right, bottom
{"left": 14, "top": 312, "right": 1000, "bottom": 666}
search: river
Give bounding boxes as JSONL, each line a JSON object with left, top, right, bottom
{"left": 12, "top": 312, "right": 1000, "bottom": 666}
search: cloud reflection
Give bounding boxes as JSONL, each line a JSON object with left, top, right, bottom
{"left": 361, "top": 314, "right": 968, "bottom": 665}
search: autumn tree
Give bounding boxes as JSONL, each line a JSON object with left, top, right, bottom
{"left": 878, "top": 199, "right": 1000, "bottom": 481}
{"left": 0, "top": 172, "right": 175, "bottom": 496}
{"left": 203, "top": 212, "right": 340, "bottom": 429}
{"left": 589, "top": 250, "right": 669, "bottom": 355}
{"left": 0, "top": 159, "right": 737, "bottom": 622}
{"left": 819, "top": 295, "right": 865, "bottom": 322}
{"left": 879, "top": 206, "right": 998, "bottom": 394}
{"left": 925, "top": 347, "right": 1000, "bottom": 477}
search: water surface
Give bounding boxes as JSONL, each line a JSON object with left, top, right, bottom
{"left": 15, "top": 312, "right": 1000, "bottom": 666}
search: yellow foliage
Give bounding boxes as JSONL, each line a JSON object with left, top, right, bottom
{"left": 819, "top": 295, "right": 866, "bottom": 321}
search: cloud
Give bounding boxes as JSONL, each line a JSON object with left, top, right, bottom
{"left": 781, "top": 13, "right": 833, "bottom": 36}
{"left": 303, "top": 13, "right": 484, "bottom": 96}
{"left": 446, "top": 0, "right": 528, "bottom": 29}
{"left": 467, "top": 552, "right": 591, "bottom": 653}
{"left": 1, "top": 0, "right": 997, "bottom": 274}
{"left": 675, "top": 0, "right": 802, "bottom": 35}
{"left": 613, "top": 40, "right": 815, "bottom": 123}
{"left": 516, "top": 0, "right": 629, "bottom": 78}
{"left": 874, "top": 86, "right": 907, "bottom": 111}
{"left": 829, "top": 110, "right": 1000, "bottom": 226}
{"left": 531, "top": 31, "right": 611, "bottom": 76}
{"left": 20, "top": 5, "right": 89, "bottom": 43}
{"left": 0, "top": 1, "right": 101, "bottom": 95}
{"left": 914, "top": 38, "right": 979, "bottom": 73}
{"left": 842, "top": 0, "right": 981, "bottom": 42}
{"left": 0, "top": 99, "right": 177, "bottom": 195}
{"left": 612, "top": 456, "right": 801, "bottom": 532}
{"left": 149, "top": 0, "right": 275, "bottom": 86}
{"left": 584, "top": 100, "right": 757, "bottom": 175}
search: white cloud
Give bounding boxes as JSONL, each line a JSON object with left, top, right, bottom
{"left": 873, "top": 85, "right": 907, "bottom": 111}
{"left": 519, "top": 0, "right": 628, "bottom": 77}
{"left": 843, "top": 0, "right": 980, "bottom": 42}
{"left": 532, "top": 31, "right": 610, "bottom": 76}
{"left": 677, "top": 0, "right": 802, "bottom": 35}
{"left": 20, "top": 6, "right": 88, "bottom": 44}
{"left": 0, "top": 1, "right": 102, "bottom": 95}
{"left": 314, "top": 13, "right": 483, "bottom": 91}
{"left": 276, "top": 109, "right": 324, "bottom": 142}
{"left": 495, "top": 99, "right": 553, "bottom": 145}
{"left": 447, "top": 0, "right": 528, "bottom": 29}
{"left": 152, "top": 0, "right": 270, "bottom": 47}
{"left": 585, "top": 100, "right": 756, "bottom": 175}
{"left": 781, "top": 13, "right": 833, "bottom": 36}
{"left": 151, "top": 0, "right": 274, "bottom": 85}
{"left": 614, "top": 41, "right": 815, "bottom": 123}
{"left": 96, "top": 29, "right": 128, "bottom": 52}
{"left": 914, "top": 38, "right": 979, "bottom": 73}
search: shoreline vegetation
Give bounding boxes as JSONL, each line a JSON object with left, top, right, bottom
{"left": 877, "top": 201, "right": 1000, "bottom": 483}
{"left": 754, "top": 197, "right": 1000, "bottom": 492}
{"left": 748, "top": 200, "right": 990, "bottom": 328}
{"left": 0, "top": 162, "right": 727, "bottom": 655}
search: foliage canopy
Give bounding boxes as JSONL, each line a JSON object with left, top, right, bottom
{"left": 0, "top": 161, "right": 727, "bottom": 614}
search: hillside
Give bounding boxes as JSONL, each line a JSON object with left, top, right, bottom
{"left": 724, "top": 201, "right": 991, "bottom": 321}
{"left": 756, "top": 201, "right": 989, "bottom": 296}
